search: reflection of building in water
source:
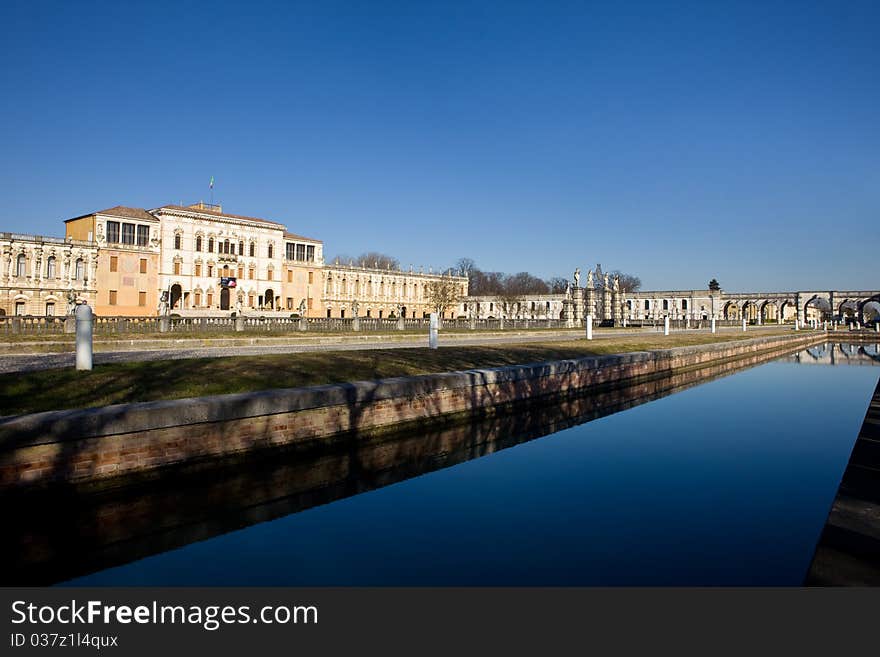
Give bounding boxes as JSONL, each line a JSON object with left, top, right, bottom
{"left": 785, "top": 342, "right": 880, "bottom": 366}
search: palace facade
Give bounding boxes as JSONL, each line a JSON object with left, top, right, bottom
{"left": 0, "top": 201, "right": 468, "bottom": 318}
{"left": 322, "top": 262, "right": 467, "bottom": 319}
{"left": 0, "top": 232, "right": 98, "bottom": 317}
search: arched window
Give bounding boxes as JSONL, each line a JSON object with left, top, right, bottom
{"left": 16, "top": 253, "right": 26, "bottom": 277}
{"left": 224, "top": 239, "right": 230, "bottom": 254}
{"left": 195, "top": 236, "right": 202, "bottom": 252}
{"left": 174, "top": 234, "right": 181, "bottom": 250}
{"left": 682, "top": 299, "right": 688, "bottom": 310}
{"left": 267, "top": 243, "right": 274, "bottom": 259}
{"left": 46, "top": 256, "right": 56, "bottom": 279}
{"left": 644, "top": 300, "right": 650, "bottom": 310}
{"left": 239, "top": 241, "right": 244, "bottom": 256}
{"left": 208, "top": 238, "right": 214, "bottom": 253}
{"left": 662, "top": 300, "right": 669, "bottom": 311}
{"left": 75, "top": 259, "right": 85, "bottom": 281}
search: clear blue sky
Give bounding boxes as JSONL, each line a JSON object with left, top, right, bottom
{"left": 1, "top": 0, "right": 877, "bottom": 291}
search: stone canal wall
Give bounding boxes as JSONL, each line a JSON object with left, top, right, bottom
{"left": 0, "top": 333, "right": 825, "bottom": 489}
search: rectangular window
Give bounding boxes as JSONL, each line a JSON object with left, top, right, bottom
{"left": 306, "top": 245, "right": 315, "bottom": 261}
{"left": 249, "top": 268, "right": 254, "bottom": 279}
{"left": 287, "top": 297, "right": 293, "bottom": 310}
{"left": 174, "top": 261, "right": 181, "bottom": 275}
{"left": 121, "top": 223, "right": 135, "bottom": 245}
{"left": 296, "top": 244, "right": 306, "bottom": 261}
{"left": 106, "top": 221, "right": 120, "bottom": 243}
{"left": 308, "top": 271, "right": 313, "bottom": 284}
{"left": 15, "top": 302, "right": 25, "bottom": 316}
{"left": 207, "top": 265, "right": 213, "bottom": 277}
{"left": 267, "top": 269, "right": 273, "bottom": 281}
{"left": 140, "top": 258, "right": 147, "bottom": 274}
{"left": 248, "top": 294, "right": 254, "bottom": 307}
{"left": 194, "top": 263, "right": 201, "bottom": 277}
{"left": 45, "top": 302, "right": 55, "bottom": 316}
{"left": 207, "top": 292, "right": 213, "bottom": 306}
{"left": 138, "top": 291, "right": 146, "bottom": 306}
{"left": 286, "top": 243, "right": 296, "bottom": 260}
{"left": 136, "top": 225, "right": 149, "bottom": 246}
{"left": 194, "top": 292, "right": 201, "bottom": 306}
{"left": 308, "top": 298, "right": 313, "bottom": 310}
{"left": 109, "top": 256, "right": 118, "bottom": 272}
{"left": 288, "top": 270, "right": 293, "bottom": 283}
{"left": 238, "top": 266, "right": 244, "bottom": 278}
{"left": 109, "top": 290, "right": 117, "bottom": 305}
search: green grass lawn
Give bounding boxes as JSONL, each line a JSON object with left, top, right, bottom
{"left": 0, "top": 330, "right": 797, "bottom": 416}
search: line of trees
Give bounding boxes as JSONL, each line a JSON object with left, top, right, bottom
{"left": 451, "top": 258, "right": 642, "bottom": 297}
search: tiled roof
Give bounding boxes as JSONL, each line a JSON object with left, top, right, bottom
{"left": 283, "top": 231, "right": 322, "bottom": 243}
{"left": 156, "top": 204, "right": 287, "bottom": 228}
{"left": 66, "top": 206, "right": 157, "bottom": 222}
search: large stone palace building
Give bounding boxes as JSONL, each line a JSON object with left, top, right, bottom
{"left": 3, "top": 202, "right": 876, "bottom": 323}
{"left": 1, "top": 201, "right": 467, "bottom": 319}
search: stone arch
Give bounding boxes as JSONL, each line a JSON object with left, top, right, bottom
{"left": 838, "top": 299, "right": 858, "bottom": 321}
{"left": 760, "top": 300, "right": 779, "bottom": 322}
{"left": 723, "top": 301, "right": 740, "bottom": 320}
{"left": 861, "top": 300, "right": 880, "bottom": 323}
{"left": 742, "top": 301, "right": 760, "bottom": 322}
{"left": 804, "top": 296, "right": 832, "bottom": 322}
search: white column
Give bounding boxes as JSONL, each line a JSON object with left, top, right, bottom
{"left": 664, "top": 316, "right": 669, "bottom": 336}
{"left": 711, "top": 317, "right": 716, "bottom": 334}
{"left": 742, "top": 318, "right": 747, "bottom": 332}
{"left": 586, "top": 315, "right": 593, "bottom": 340}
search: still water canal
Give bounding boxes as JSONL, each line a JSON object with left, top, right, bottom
{"left": 21, "top": 343, "right": 880, "bottom": 585}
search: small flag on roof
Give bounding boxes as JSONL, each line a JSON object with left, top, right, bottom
{"left": 209, "top": 176, "right": 214, "bottom": 189}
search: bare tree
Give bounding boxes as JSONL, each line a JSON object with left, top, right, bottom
{"left": 505, "top": 272, "right": 550, "bottom": 296}
{"left": 609, "top": 270, "right": 641, "bottom": 293}
{"left": 454, "top": 258, "right": 476, "bottom": 278}
{"left": 547, "top": 277, "right": 569, "bottom": 294}
{"left": 426, "top": 276, "right": 463, "bottom": 316}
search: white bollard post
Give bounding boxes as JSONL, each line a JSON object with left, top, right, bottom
{"left": 742, "top": 318, "right": 747, "bottom": 332}
{"left": 664, "top": 316, "right": 669, "bottom": 336}
{"left": 428, "top": 312, "right": 438, "bottom": 349}
{"left": 823, "top": 321, "right": 827, "bottom": 331}
{"left": 711, "top": 317, "right": 716, "bottom": 334}
{"left": 585, "top": 315, "right": 593, "bottom": 340}
{"left": 75, "top": 303, "right": 93, "bottom": 371}
{"left": 794, "top": 319, "right": 799, "bottom": 331}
